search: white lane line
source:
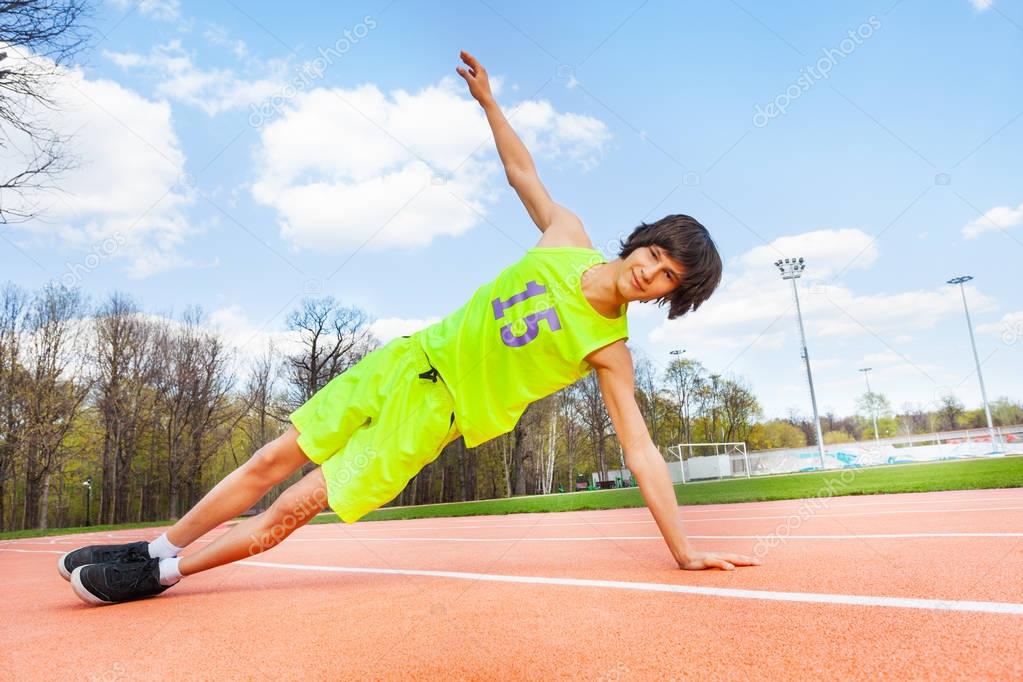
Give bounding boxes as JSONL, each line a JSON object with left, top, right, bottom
{"left": 2, "top": 502, "right": 1019, "bottom": 545}
{"left": 4, "top": 531, "right": 1019, "bottom": 548}
{"left": 238, "top": 560, "right": 1023, "bottom": 615}
{"left": 278, "top": 532, "right": 1023, "bottom": 542}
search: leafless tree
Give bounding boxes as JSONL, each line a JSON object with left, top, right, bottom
{"left": 154, "top": 307, "right": 239, "bottom": 518}
{"left": 573, "top": 371, "right": 613, "bottom": 483}
{"left": 0, "top": 0, "right": 91, "bottom": 223}
{"left": 283, "top": 296, "right": 376, "bottom": 410}
{"left": 91, "top": 292, "right": 162, "bottom": 524}
{"left": 19, "top": 282, "right": 90, "bottom": 528}
{"left": 0, "top": 283, "right": 28, "bottom": 530}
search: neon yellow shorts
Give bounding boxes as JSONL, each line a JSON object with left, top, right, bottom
{"left": 288, "top": 334, "right": 459, "bottom": 523}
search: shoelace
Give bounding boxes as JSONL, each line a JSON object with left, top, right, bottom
{"left": 109, "top": 559, "right": 159, "bottom": 592}
{"left": 95, "top": 543, "right": 148, "bottom": 564}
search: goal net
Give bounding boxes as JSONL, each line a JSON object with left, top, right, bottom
{"left": 664, "top": 442, "right": 750, "bottom": 483}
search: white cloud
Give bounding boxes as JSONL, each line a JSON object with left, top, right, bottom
{"left": 859, "top": 350, "right": 906, "bottom": 366}
{"left": 250, "top": 76, "right": 611, "bottom": 252}
{"left": 977, "top": 310, "right": 1023, "bottom": 344}
{"left": 108, "top": 0, "right": 180, "bottom": 21}
{"left": 648, "top": 228, "right": 997, "bottom": 352}
{"left": 738, "top": 228, "right": 878, "bottom": 276}
{"left": 104, "top": 40, "right": 288, "bottom": 116}
{"left": 0, "top": 56, "right": 195, "bottom": 277}
{"left": 962, "top": 200, "right": 1023, "bottom": 239}
{"left": 969, "top": 0, "right": 993, "bottom": 10}
{"left": 368, "top": 317, "right": 441, "bottom": 344}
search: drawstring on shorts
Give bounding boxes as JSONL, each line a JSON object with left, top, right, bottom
{"left": 403, "top": 335, "right": 453, "bottom": 426}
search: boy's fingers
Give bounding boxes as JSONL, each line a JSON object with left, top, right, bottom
{"left": 463, "top": 51, "right": 483, "bottom": 71}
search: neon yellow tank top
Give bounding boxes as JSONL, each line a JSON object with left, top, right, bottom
{"left": 414, "top": 246, "right": 629, "bottom": 448}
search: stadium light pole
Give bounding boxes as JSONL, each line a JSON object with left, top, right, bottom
{"left": 947, "top": 275, "right": 998, "bottom": 451}
{"left": 859, "top": 367, "right": 881, "bottom": 445}
{"left": 774, "top": 257, "right": 826, "bottom": 469}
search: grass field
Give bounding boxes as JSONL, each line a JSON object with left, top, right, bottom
{"left": 317, "top": 455, "right": 1023, "bottom": 524}
{"left": 3, "top": 455, "right": 1020, "bottom": 540}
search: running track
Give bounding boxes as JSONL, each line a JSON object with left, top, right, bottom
{"left": 1, "top": 488, "right": 1021, "bottom": 680}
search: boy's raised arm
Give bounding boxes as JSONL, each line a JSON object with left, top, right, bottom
{"left": 456, "top": 50, "right": 565, "bottom": 234}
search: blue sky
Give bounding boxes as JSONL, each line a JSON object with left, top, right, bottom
{"left": 2, "top": 0, "right": 1021, "bottom": 421}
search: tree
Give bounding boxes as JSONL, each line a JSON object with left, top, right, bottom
{"left": 0, "top": 284, "right": 29, "bottom": 531}
{"left": 990, "top": 397, "right": 1023, "bottom": 427}
{"left": 19, "top": 282, "right": 90, "bottom": 528}
{"left": 155, "top": 307, "right": 238, "bottom": 518}
{"left": 91, "top": 293, "right": 163, "bottom": 524}
{"left": 748, "top": 420, "right": 806, "bottom": 450}
{"left": 0, "top": 0, "right": 90, "bottom": 223}
{"left": 824, "top": 430, "right": 853, "bottom": 445}
{"left": 937, "top": 393, "right": 964, "bottom": 431}
{"left": 632, "top": 350, "right": 663, "bottom": 446}
{"left": 717, "top": 376, "right": 761, "bottom": 443}
{"left": 283, "top": 296, "right": 375, "bottom": 409}
{"left": 574, "top": 371, "right": 613, "bottom": 483}
{"left": 664, "top": 356, "right": 703, "bottom": 444}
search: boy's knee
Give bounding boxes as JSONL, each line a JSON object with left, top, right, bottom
{"left": 248, "top": 438, "right": 299, "bottom": 486}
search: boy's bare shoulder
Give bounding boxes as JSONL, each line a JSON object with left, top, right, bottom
{"left": 533, "top": 204, "right": 593, "bottom": 249}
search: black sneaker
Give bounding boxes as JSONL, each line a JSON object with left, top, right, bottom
{"left": 70, "top": 557, "right": 175, "bottom": 605}
{"left": 58, "top": 540, "right": 152, "bottom": 581}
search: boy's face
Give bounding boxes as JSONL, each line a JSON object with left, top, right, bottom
{"left": 620, "top": 244, "right": 686, "bottom": 303}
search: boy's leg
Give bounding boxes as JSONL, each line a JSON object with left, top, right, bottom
{"left": 166, "top": 425, "right": 312, "bottom": 548}
{"left": 59, "top": 424, "right": 316, "bottom": 582}
{"left": 178, "top": 465, "right": 329, "bottom": 576}
{"left": 68, "top": 467, "right": 329, "bottom": 605}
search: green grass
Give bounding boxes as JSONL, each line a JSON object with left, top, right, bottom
{"left": 311, "top": 455, "right": 1023, "bottom": 524}
{"left": 0, "top": 519, "right": 178, "bottom": 541}
{"left": 2, "top": 456, "right": 1020, "bottom": 539}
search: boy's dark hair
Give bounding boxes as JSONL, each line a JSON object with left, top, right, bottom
{"left": 617, "top": 214, "right": 722, "bottom": 320}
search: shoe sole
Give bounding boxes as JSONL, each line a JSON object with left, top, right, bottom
{"left": 57, "top": 553, "right": 72, "bottom": 581}
{"left": 70, "top": 566, "right": 114, "bottom": 606}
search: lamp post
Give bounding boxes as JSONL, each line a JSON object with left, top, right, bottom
{"left": 774, "top": 257, "right": 826, "bottom": 469}
{"left": 859, "top": 367, "right": 880, "bottom": 445}
{"left": 947, "top": 275, "right": 998, "bottom": 452}
{"left": 82, "top": 476, "right": 92, "bottom": 526}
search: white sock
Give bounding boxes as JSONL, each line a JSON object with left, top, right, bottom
{"left": 148, "top": 532, "right": 185, "bottom": 559}
{"left": 158, "top": 557, "right": 183, "bottom": 586}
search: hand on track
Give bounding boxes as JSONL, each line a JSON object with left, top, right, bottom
{"left": 678, "top": 550, "right": 762, "bottom": 571}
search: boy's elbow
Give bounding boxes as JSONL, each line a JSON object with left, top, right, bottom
{"left": 505, "top": 164, "right": 536, "bottom": 187}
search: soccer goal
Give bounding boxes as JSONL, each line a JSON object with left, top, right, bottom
{"left": 664, "top": 442, "right": 750, "bottom": 483}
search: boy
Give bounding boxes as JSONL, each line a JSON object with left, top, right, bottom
{"left": 61, "top": 51, "right": 758, "bottom": 605}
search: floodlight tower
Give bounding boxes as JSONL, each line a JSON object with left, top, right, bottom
{"left": 859, "top": 367, "right": 881, "bottom": 445}
{"left": 774, "top": 257, "right": 826, "bottom": 469}
{"left": 947, "top": 275, "right": 998, "bottom": 451}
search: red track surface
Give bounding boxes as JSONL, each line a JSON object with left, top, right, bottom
{"left": 2, "top": 488, "right": 1022, "bottom": 680}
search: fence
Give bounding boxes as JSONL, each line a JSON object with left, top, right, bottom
{"left": 665, "top": 424, "right": 1022, "bottom": 482}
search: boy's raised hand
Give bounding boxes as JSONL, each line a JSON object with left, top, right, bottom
{"left": 678, "top": 550, "right": 762, "bottom": 571}
{"left": 456, "top": 50, "right": 493, "bottom": 105}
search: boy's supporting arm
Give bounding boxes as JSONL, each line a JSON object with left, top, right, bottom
{"left": 591, "top": 341, "right": 762, "bottom": 571}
